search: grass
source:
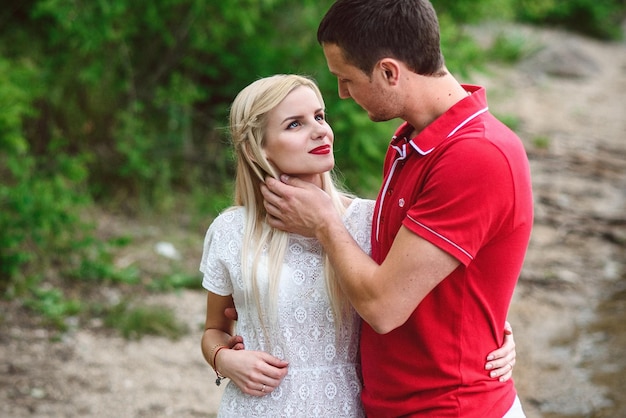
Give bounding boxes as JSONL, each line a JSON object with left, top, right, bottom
{"left": 103, "top": 300, "right": 189, "bottom": 341}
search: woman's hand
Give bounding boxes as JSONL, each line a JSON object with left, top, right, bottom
{"left": 214, "top": 348, "right": 289, "bottom": 396}
{"left": 485, "top": 321, "right": 516, "bottom": 382}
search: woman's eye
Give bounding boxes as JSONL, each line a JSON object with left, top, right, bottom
{"left": 315, "top": 114, "right": 325, "bottom": 122}
{"left": 287, "top": 121, "right": 300, "bottom": 129}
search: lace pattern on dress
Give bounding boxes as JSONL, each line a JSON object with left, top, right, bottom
{"left": 200, "top": 199, "right": 374, "bottom": 418}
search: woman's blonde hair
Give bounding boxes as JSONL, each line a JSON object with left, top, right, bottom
{"left": 228, "top": 74, "right": 351, "bottom": 343}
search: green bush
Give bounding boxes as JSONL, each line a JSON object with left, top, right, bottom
{"left": 515, "top": 0, "right": 625, "bottom": 40}
{"left": 0, "top": 56, "right": 90, "bottom": 294}
{"left": 2, "top": 0, "right": 622, "bottom": 336}
{"left": 12, "top": 0, "right": 339, "bottom": 209}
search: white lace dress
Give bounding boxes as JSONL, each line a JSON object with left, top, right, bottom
{"left": 200, "top": 198, "right": 374, "bottom": 418}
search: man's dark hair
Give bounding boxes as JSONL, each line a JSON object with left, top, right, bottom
{"left": 317, "top": 0, "right": 445, "bottom": 76}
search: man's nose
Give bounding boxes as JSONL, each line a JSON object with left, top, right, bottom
{"left": 338, "top": 82, "right": 350, "bottom": 99}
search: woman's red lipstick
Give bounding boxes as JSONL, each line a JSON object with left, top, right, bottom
{"left": 309, "top": 145, "right": 331, "bottom": 155}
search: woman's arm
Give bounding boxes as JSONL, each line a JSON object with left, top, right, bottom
{"left": 201, "top": 292, "right": 237, "bottom": 363}
{"left": 201, "top": 292, "right": 289, "bottom": 396}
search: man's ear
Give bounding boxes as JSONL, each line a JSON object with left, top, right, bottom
{"left": 378, "top": 58, "right": 400, "bottom": 85}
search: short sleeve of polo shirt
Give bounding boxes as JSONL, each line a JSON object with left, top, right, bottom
{"left": 403, "top": 137, "right": 514, "bottom": 266}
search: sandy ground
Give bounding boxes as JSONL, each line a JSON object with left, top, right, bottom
{"left": 1, "top": 25, "right": 625, "bottom": 417}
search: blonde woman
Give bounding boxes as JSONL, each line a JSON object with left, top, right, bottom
{"left": 200, "top": 75, "right": 516, "bottom": 417}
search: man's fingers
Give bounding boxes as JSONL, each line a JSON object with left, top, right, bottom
{"left": 263, "top": 199, "right": 281, "bottom": 218}
{"left": 263, "top": 176, "right": 288, "bottom": 196}
{"left": 260, "top": 181, "right": 283, "bottom": 214}
{"left": 227, "top": 334, "right": 245, "bottom": 350}
{"left": 279, "top": 174, "right": 306, "bottom": 187}
{"left": 268, "top": 174, "right": 312, "bottom": 193}
{"left": 261, "top": 181, "right": 289, "bottom": 227}
{"left": 224, "top": 307, "right": 238, "bottom": 321}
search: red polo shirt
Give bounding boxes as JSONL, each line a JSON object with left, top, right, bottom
{"left": 361, "top": 85, "right": 533, "bottom": 417}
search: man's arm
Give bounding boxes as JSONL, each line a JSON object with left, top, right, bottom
{"left": 262, "top": 176, "right": 459, "bottom": 334}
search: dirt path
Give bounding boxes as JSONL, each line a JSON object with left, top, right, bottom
{"left": 474, "top": 25, "right": 626, "bottom": 417}
{"left": 1, "top": 26, "right": 625, "bottom": 417}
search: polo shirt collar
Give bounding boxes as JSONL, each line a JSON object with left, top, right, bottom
{"left": 391, "top": 85, "right": 488, "bottom": 156}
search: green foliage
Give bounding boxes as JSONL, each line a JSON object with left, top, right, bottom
{"left": 322, "top": 96, "right": 390, "bottom": 197}
{"left": 0, "top": 55, "right": 94, "bottom": 295}
{"left": 433, "top": 0, "right": 516, "bottom": 24}
{"left": 0, "top": 57, "right": 37, "bottom": 281}
{"left": 0, "top": 151, "right": 93, "bottom": 292}
{"left": 438, "top": 13, "right": 487, "bottom": 77}
{"left": 148, "top": 272, "right": 203, "bottom": 292}
{"left": 72, "top": 256, "right": 141, "bottom": 285}
{"left": 104, "top": 301, "right": 188, "bottom": 340}
{"left": 0, "top": 58, "right": 36, "bottom": 154}
{"left": 487, "top": 31, "right": 541, "bottom": 63}
{"left": 11, "top": 0, "right": 336, "bottom": 209}
{"left": 23, "top": 286, "right": 82, "bottom": 331}
{"left": 2, "top": 0, "right": 623, "bottom": 337}
{"left": 514, "top": 0, "right": 625, "bottom": 40}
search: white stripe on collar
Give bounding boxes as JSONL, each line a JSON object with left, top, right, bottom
{"left": 408, "top": 106, "right": 489, "bottom": 155}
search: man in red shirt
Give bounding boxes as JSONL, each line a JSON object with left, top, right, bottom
{"left": 262, "top": 0, "right": 532, "bottom": 416}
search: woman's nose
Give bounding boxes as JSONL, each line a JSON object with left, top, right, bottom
{"left": 311, "top": 124, "right": 326, "bottom": 139}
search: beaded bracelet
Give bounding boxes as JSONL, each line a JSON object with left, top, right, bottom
{"left": 212, "top": 345, "right": 228, "bottom": 386}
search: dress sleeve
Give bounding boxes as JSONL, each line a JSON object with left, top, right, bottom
{"left": 199, "top": 210, "right": 242, "bottom": 296}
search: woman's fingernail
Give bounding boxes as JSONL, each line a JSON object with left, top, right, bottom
{"left": 487, "top": 354, "right": 494, "bottom": 361}
{"left": 490, "top": 371, "right": 497, "bottom": 378}
{"left": 485, "top": 363, "right": 493, "bottom": 370}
